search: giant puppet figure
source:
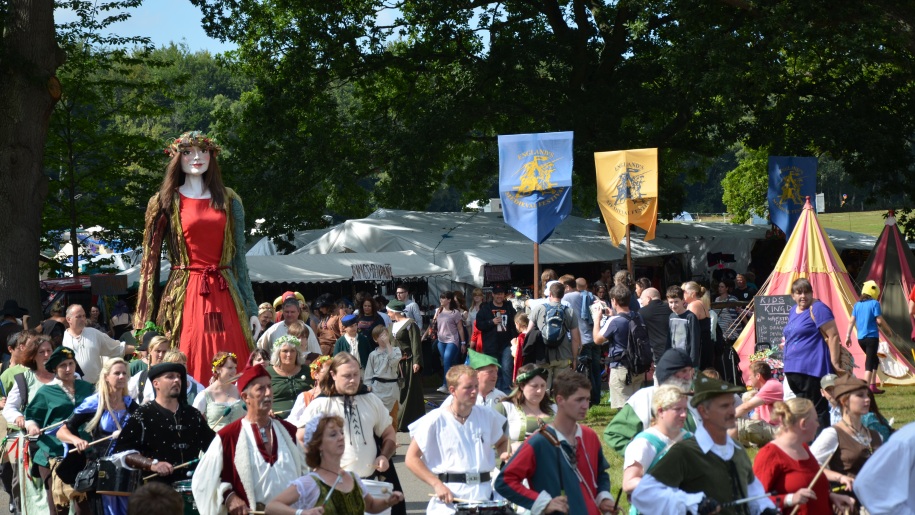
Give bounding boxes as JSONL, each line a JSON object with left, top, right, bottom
{"left": 135, "top": 131, "right": 257, "bottom": 381}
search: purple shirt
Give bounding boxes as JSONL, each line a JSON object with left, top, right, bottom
{"left": 435, "top": 309, "right": 465, "bottom": 344}
{"left": 783, "top": 300, "right": 835, "bottom": 377}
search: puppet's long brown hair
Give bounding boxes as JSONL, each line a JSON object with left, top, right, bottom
{"left": 158, "top": 153, "right": 227, "bottom": 211}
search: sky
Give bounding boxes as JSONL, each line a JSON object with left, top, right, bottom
{"left": 55, "top": 0, "right": 235, "bottom": 53}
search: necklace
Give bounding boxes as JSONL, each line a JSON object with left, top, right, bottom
{"left": 842, "top": 419, "right": 873, "bottom": 452}
{"left": 451, "top": 404, "right": 469, "bottom": 423}
{"left": 319, "top": 466, "right": 344, "bottom": 477}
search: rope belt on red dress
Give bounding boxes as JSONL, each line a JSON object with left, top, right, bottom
{"left": 171, "top": 265, "right": 229, "bottom": 295}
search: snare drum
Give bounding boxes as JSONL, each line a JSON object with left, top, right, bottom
{"left": 172, "top": 479, "right": 199, "bottom": 515}
{"left": 454, "top": 500, "right": 516, "bottom": 514}
{"left": 95, "top": 456, "right": 140, "bottom": 496}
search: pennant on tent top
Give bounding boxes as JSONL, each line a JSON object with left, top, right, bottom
{"left": 594, "top": 148, "right": 659, "bottom": 246}
{"left": 498, "top": 131, "right": 573, "bottom": 244}
{"left": 767, "top": 156, "right": 817, "bottom": 238}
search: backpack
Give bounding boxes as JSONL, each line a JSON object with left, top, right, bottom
{"left": 542, "top": 304, "right": 569, "bottom": 349}
{"left": 621, "top": 312, "right": 653, "bottom": 378}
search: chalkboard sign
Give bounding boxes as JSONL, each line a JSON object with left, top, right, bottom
{"left": 754, "top": 295, "right": 797, "bottom": 346}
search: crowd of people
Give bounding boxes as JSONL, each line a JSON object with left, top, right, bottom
{"left": 0, "top": 263, "right": 911, "bottom": 515}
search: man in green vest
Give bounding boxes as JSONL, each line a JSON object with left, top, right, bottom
{"left": 631, "top": 375, "right": 779, "bottom": 515}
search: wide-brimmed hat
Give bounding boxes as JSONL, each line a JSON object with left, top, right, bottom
{"left": 690, "top": 375, "right": 744, "bottom": 407}
{"left": 0, "top": 300, "right": 28, "bottom": 318}
{"left": 832, "top": 374, "right": 868, "bottom": 401}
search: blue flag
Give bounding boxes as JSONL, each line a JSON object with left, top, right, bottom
{"left": 768, "top": 156, "right": 817, "bottom": 237}
{"left": 498, "top": 132, "right": 573, "bottom": 244}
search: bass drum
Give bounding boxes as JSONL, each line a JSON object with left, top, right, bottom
{"left": 454, "top": 500, "right": 516, "bottom": 514}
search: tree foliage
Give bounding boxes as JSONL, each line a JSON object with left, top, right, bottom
{"left": 722, "top": 144, "right": 770, "bottom": 224}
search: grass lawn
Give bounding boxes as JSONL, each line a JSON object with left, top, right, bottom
{"left": 584, "top": 385, "right": 915, "bottom": 512}
{"left": 818, "top": 210, "right": 888, "bottom": 236}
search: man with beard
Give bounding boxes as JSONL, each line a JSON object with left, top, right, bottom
{"left": 299, "top": 352, "right": 406, "bottom": 515}
{"left": 406, "top": 365, "right": 507, "bottom": 514}
{"left": 603, "top": 349, "right": 699, "bottom": 454}
{"left": 631, "top": 375, "right": 778, "bottom": 515}
{"left": 114, "top": 363, "right": 215, "bottom": 484}
{"left": 193, "top": 364, "right": 307, "bottom": 515}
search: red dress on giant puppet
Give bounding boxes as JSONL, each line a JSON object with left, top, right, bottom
{"left": 135, "top": 132, "right": 257, "bottom": 381}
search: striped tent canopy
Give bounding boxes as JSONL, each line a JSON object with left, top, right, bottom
{"left": 733, "top": 199, "right": 915, "bottom": 385}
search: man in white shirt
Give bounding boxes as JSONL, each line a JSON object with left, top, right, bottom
{"left": 62, "top": 304, "right": 133, "bottom": 383}
{"left": 256, "top": 298, "right": 320, "bottom": 355}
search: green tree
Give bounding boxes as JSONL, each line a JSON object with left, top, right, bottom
{"left": 722, "top": 144, "right": 769, "bottom": 224}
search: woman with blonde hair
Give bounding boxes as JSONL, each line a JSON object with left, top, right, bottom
{"left": 622, "top": 385, "right": 691, "bottom": 502}
{"left": 467, "top": 288, "right": 486, "bottom": 328}
{"left": 127, "top": 334, "right": 171, "bottom": 404}
{"left": 193, "top": 351, "right": 244, "bottom": 430}
{"left": 754, "top": 398, "right": 854, "bottom": 514}
{"left": 681, "top": 281, "right": 714, "bottom": 370}
{"left": 163, "top": 349, "right": 206, "bottom": 404}
{"left": 57, "top": 357, "right": 137, "bottom": 514}
{"left": 286, "top": 355, "right": 333, "bottom": 426}
{"left": 266, "top": 414, "right": 404, "bottom": 514}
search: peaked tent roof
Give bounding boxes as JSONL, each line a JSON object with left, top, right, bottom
{"left": 732, "top": 199, "right": 915, "bottom": 384}
{"left": 857, "top": 213, "right": 915, "bottom": 365}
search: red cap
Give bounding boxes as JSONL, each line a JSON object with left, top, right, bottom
{"left": 237, "top": 364, "right": 270, "bottom": 393}
{"left": 282, "top": 291, "right": 297, "bottom": 301}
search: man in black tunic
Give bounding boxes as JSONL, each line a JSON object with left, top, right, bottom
{"left": 113, "top": 362, "right": 215, "bottom": 484}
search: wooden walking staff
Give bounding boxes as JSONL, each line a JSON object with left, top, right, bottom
{"left": 788, "top": 449, "right": 836, "bottom": 515}
{"left": 533, "top": 242, "right": 540, "bottom": 300}
{"left": 625, "top": 223, "right": 633, "bottom": 277}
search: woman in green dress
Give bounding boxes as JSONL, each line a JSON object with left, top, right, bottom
{"left": 268, "top": 335, "right": 311, "bottom": 419}
{"left": 265, "top": 413, "right": 404, "bottom": 515}
{"left": 387, "top": 300, "right": 424, "bottom": 431}
{"left": 24, "top": 346, "right": 95, "bottom": 515}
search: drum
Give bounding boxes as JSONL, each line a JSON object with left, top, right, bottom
{"left": 95, "top": 456, "right": 140, "bottom": 496}
{"left": 361, "top": 479, "right": 394, "bottom": 515}
{"left": 454, "top": 500, "right": 516, "bottom": 514}
{"left": 173, "top": 479, "right": 199, "bottom": 515}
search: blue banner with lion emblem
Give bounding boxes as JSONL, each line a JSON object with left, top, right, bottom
{"left": 768, "top": 156, "right": 817, "bottom": 237}
{"left": 498, "top": 132, "right": 573, "bottom": 244}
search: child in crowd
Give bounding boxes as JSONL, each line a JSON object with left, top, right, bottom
{"left": 364, "top": 325, "right": 401, "bottom": 421}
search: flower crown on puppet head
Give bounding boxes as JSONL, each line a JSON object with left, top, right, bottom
{"left": 302, "top": 412, "right": 335, "bottom": 445}
{"left": 165, "top": 130, "right": 221, "bottom": 157}
{"left": 274, "top": 335, "right": 301, "bottom": 349}
{"left": 309, "top": 354, "right": 332, "bottom": 380}
{"left": 211, "top": 352, "right": 237, "bottom": 374}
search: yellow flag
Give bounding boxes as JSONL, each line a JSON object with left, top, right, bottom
{"left": 594, "top": 148, "right": 659, "bottom": 246}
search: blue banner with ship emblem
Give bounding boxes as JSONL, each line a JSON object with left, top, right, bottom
{"left": 498, "top": 131, "right": 574, "bottom": 244}
{"left": 768, "top": 156, "right": 817, "bottom": 237}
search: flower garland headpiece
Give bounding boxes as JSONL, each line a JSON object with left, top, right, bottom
{"left": 274, "top": 335, "right": 301, "bottom": 349}
{"left": 309, "top": 354, "right": 332, "bottom": 380}
{"left": 515, "top": 367, "right": 549, "bottom": 385}
{"left": 212, "top": 352, "right": 237, "bottom": 374}
{"left": 164, "top": 130, "right": 221, "bottom": 157}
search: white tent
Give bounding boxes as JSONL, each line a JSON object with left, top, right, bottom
{"left": 118, "top": 250, "right": 450, "bottom": 288}
{"left": 246, "top": 228, "right": 335, "bottom": 256}
{"left": 291, "top": 209, "right": 684, "bottom": 287}
{"left": 647, "top": 222, "right": 769, "bottom": 277}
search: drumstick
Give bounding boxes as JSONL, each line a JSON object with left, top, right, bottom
{"left": 75, "top": 434, "right": 116, "bottom": 452}
{"left": 211, "top": 405, "right": 236, "bottom": 428}
{"left": 427, "top": 493, "right": 476, "bottom": 503}
{"left": 40, "top": 420, "right": 66, "bottom": 433}
{"left": 143, "top": 458, "right": 200, "bottom": 481}
{"left": 789, "top": 449, "right": 837, "bottom": 515}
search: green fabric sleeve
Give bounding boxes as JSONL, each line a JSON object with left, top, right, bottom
{"left": 230, "top": 196, "right": 257, "bottom": 317}
{"left": 603, "top": 404, "right": 644, "bottom": 455}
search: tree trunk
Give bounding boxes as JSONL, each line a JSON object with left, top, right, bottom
{"left": 0, "top": 0, "right": 65, "bottom": 317}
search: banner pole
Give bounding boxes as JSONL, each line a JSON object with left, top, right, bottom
{"left": 626, "top": 224, "right": 633, "bottom": 277}
{"left": 533, "top": 243, "right": 541, "bottom": 298}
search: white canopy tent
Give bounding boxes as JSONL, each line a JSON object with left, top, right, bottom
{"left": 292, "top": 209, "right": 684, "bottom": 288}
{"left": 246, "top": 228, "right": 335, "bottom": 256}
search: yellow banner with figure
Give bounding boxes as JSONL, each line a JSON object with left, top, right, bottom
{"left": 594, "top": 148, "right": 658, "bottom": 246}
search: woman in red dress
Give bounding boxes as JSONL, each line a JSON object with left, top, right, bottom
{"left": 135, "top": 131, "right": 258, "bottom": 381}
{"left": 753, "top": 398, "right": 854, "bottom": 514}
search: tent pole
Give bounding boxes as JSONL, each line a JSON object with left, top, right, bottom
{"left": 626, "top": 224, "right": 633, "bottom": 278}
{"left": 534, "top": 243, "right": 541, "bottom": 298}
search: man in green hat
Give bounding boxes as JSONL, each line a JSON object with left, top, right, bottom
{"left": 631, "top": 376, "right": 779, "bottom": 515}
{"left": 442, "top": 349, "right": 506, "bottom": 409}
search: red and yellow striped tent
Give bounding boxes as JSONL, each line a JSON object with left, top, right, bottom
{"left": 733, "top": 199, "right": 915, "bottom": 385}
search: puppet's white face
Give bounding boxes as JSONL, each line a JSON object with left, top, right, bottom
{"left": 180, "top": 146, "right": 210, "bottom": 175}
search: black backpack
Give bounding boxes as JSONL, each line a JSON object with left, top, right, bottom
{"left": 542, "top": 304, "right": 568, "bottom": 349}
{"left": 621, "top": 312, "right": 653, "bottom": 379}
